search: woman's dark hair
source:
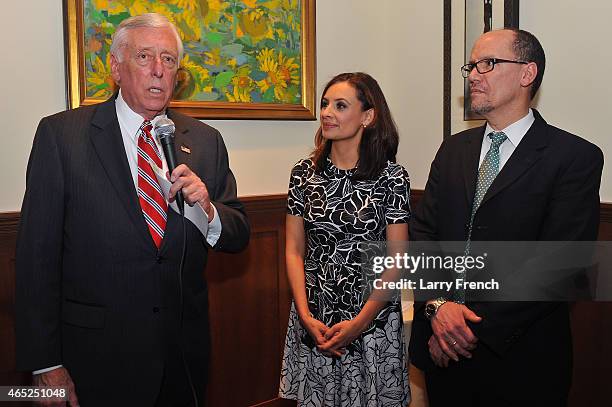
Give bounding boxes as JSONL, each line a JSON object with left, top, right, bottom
{"left": 311, "top": 72, "right": 399, "bottom": 180}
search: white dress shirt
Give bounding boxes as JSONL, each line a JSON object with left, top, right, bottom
{"left": 479, "top": 109, "right": 535, "bottom": 170}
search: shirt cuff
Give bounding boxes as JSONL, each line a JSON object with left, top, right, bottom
{"left": 206, "top": 204, "right": 222, "bottom": 247}
{"left": 33, "top": 365, "right": 62, "bottom": 375}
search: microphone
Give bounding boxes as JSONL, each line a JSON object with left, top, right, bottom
{"left": 154, "top": 117, "right": 185, "bottom": 213}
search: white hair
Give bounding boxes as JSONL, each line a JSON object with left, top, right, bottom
{"left": 110, "top": 13, "right": 183, "bottom": 62}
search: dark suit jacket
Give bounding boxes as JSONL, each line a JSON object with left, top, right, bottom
{"left": 15, "top": 97, "right": 250, "bottom": 406}
{"left": 409, "top": 111, "right": 603, "bottom": 392}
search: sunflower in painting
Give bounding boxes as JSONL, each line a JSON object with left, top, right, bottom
{"left": 256, "top": 48, "right": 300, "bottom": 103}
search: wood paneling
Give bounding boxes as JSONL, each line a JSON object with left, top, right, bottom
{"left": 568, "top": 202, "right": 612, "bottom": 407}
{"left": 598, "top": 203, "right": 612, "bottom": 241}
{"left": 568, "top": 301, "right": 612, "bottom": 406}
{"left": 205, "top": 195, "right": 291, "bottom": 406}
{"left": 0, "top": 212, "right": 29, "bottom": 387}
{"left": 0, "top": 196, "right": 610, "bottom": 407}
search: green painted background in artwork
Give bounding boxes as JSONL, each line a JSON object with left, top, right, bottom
{"left": 84, "top": 0, "right": 302, "bottom": 104}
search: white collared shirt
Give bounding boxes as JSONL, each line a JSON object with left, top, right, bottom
{"left": 479, "top": 109, "right": 535, "bottom": 170}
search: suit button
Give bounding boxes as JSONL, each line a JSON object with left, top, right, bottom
{"left": 153, "top": 307, "right": 160, "bottom": 313}
{"left": 156, "top": 256, "right": 163, "bottom": 264}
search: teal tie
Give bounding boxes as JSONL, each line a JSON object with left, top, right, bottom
{"left": 455, "top": 131, "right": 507, "bottom": 303}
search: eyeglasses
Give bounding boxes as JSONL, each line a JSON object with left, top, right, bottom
{"left": 134, "top": 50, "right": 178, "bottom": 70}
{"left": 461, "top": 58, "right": 528, "bottom": 78}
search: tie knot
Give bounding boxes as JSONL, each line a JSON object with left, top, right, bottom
{"left": 140, "top": 120, "right": 153, "bottom": 140}
{"left": 488, "top": 131, "right": 507, "bottom": 147}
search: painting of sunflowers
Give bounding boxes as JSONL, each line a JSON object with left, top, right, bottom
{"left": 65, "top": 0, "right": 316, "bottom": 119}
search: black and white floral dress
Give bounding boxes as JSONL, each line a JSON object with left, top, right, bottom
{"left": 279, "top": 158, "right": 411, "bottom": 406}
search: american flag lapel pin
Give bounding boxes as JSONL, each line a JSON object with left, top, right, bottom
{"left": 180, "top": 145, "right": 191, "bottom": 154}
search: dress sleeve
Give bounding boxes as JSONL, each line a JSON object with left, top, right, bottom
{"left": 385, "top": 164, "right": 411, "bottom": 224}
{"left": 287, "top": 160, "right": 308, "bottom": 217}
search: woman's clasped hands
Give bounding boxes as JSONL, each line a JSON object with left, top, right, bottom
{"left": 301, "top": 314, "right": 367, "bottom": 358}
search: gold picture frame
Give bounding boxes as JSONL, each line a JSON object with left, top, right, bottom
{"left": 63, "top": 0, "right": 316, "bottom": 120}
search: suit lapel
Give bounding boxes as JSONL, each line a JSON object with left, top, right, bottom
{"left": 462, "top": 126, "right": 485, "bottom": 207}
{"left": 167, "top": 110, "right": 194, "bottom": 170}
{"left": 479, "top": 111, "right": 550, "bottom": 207}
{"left": 89, "top": 98, "right": 152, "bottom": 248}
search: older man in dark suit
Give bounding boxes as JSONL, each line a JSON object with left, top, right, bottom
{"left": 16, "top": 13, "right": 249, "bottom": 406}
{"left": 409, "top": 29, "right": 603, "bottom": 406}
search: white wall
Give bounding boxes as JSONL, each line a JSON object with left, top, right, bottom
{"left": 383, "top": 1, "right": 444, "bottom": 192}
{"left": 521, "top": 1, "right": 611, "bottom": 201}
{"left": 3, "top": 1, "right": 66, "bottom": 211}
{"left": 2, "top": 1, "right": 610, "bottom": 212}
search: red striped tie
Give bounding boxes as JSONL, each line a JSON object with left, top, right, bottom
{"left": 137, "top": 121, "right": 167, "bottom": 248}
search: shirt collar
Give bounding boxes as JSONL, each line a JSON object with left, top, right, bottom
{"left": 484, "top": 108, "right": 535, "bottom": 148}
{"left": 115, "top": 89, "right": 168, "bottom": 141}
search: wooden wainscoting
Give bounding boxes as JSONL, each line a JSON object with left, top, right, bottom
{"left": 0, "top": 212, "right": 29, "bottom": 387}
{"left": 204, "top": 195, "right": 292, "bottom": 406}
{"left": 568, "top": 203, "right": 612, "bottom": 407}
{"left": 0, "top": 196, "right": 610, "bottom": 407}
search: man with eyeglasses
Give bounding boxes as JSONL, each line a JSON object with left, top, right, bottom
{"left": 409, "top": 29, "right": 603, "bottom": 406}
{"left": 16, "top": 13, "right": 250, "bottom": 406}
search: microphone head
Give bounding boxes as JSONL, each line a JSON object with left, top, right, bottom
{"left": 153, "top": 117, "right": 175, "bottom": 140}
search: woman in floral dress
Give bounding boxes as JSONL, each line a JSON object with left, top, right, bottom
{"left": 279, "top": 72, "right": 411, "bottom": 406}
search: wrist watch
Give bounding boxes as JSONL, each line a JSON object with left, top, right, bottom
{"left": 424, "top": 297, "right": 447, "bottom": 320}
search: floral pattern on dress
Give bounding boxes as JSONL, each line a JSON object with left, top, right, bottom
{"left": 279, "top": 158, "right": 411, "bottom": 406}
